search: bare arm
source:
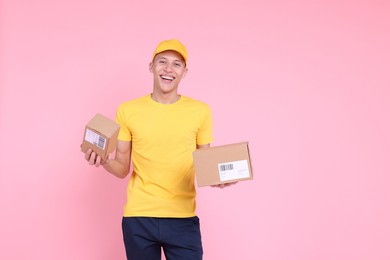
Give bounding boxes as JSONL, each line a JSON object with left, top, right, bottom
{"left": 85, "top": 140, "right": 132, "bottom": 179}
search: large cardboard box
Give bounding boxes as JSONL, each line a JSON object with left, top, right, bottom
{"left": 193, "top": 142, "right": 253, "bottom": 187}
{"left": 81, "top": 113, "right": 120, "bottom": 160}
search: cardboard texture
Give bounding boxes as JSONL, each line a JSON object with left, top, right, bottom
{"left": 81, "top": 113, "right": 120, "bottom": 160}
{"left": 193, "top": 142, "right": 253, "bottom": 187}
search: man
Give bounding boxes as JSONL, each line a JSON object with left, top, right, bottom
{"left": 84, "top": 39, "right": 235, "bottom": 260}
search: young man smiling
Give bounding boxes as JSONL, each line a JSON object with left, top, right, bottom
{"left": 84, "top": 39, "right": 235, "bottom": 260}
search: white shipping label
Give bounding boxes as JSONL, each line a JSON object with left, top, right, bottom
{"left": 85, "top": 129, "right": 106, "bottom": 150}
{"left": 218, "top": 160, "right": 250, "bottom": 182}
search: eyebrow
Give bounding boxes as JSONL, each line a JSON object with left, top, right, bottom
{"left": 157, "top": 56, "right": 184, "bottom": 63}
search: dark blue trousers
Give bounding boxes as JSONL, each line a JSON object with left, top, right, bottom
{"left": 122, "top": 216, "right": 203, "bottom": 260}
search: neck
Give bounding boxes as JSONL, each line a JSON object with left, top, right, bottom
{"left": 151, "top": 92, "right": 181, "bottom": 104}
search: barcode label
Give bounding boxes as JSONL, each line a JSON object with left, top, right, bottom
{"left": 85, "top": 129, "right": 107, "bottom": 150}
{"left": 219, "top": 163, "right": 234, "bottom": 171}
{"left": 218, "top": 160, "right": 250, "bottom": 182}
{"left": 97, "top": 136, "right": 105, "bottom": 149}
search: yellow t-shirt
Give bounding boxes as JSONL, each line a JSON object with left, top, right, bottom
{"left": 116, "top": 94, "right": 213, "bottom": 217}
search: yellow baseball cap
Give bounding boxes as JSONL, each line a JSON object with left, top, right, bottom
{"left": 152, "top": 39, "right": 188, "bottom": 64}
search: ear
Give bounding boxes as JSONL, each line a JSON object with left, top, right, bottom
{"left": 149, "top": 62, "right": 153, "bottom": 73}
{"left": 182, "top": 67, "right": 188, "bottom": 79}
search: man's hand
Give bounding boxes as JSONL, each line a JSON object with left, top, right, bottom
{"left": 82, "top": 140, "right": 131, "bottom": 179}
{"left": 211, "top": 181, "right": 238, "bottom": 189}
{"left": 84, "top": 148, "right": 106, "bottom": 167}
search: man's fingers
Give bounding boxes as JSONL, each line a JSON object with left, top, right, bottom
{"left": 95, "top": 156, "right": 102, "bottom": 167}
{"left": 226, "top": 181, "right": 238, "bottom": 187}
{"left": 84, "top": 148, "right": 104, "bottom": 167}
{"left": 88, "top": 151, "right": 97, "bottom": 165}
{"left": 85, "top": 148, "right": 92, "bottom": 160}
{"left": 210, "top": 181, "right": 238, "bottom": 189}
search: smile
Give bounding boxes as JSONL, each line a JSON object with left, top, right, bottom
{"left": 160, "top": 75, "right": 175, "bottom": 81}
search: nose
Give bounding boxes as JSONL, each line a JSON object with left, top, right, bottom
{"left": 163, "top": 62, "right": 173, "bottom": 72}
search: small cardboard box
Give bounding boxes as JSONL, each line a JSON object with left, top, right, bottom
{"left": 193, "top": 142, "right": 253, "bottom": 187}
{"left": 81, "top": 113, "right": 120, "bottom": 160}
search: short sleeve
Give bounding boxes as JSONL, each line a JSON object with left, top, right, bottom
{"left": 196, "top": 104, "right": 213, "bottom": 145}
{"left": 115, "top": 104, "right": 132, "bottom": 142}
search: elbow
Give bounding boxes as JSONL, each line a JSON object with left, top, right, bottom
{"left": 118, "top": 167, "right": 130, "bottom": 179}
{"left": 118, "top": 173, "right": 128, "bottom": 179}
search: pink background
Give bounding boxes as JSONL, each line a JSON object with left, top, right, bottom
{"left": 1, "top": 0, "right": 390, "bottom": 259}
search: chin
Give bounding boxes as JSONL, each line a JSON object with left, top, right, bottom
{"left": 160, "top": 84, "right": 177, "bottom": 91}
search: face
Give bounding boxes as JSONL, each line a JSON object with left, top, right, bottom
{"left": 149, "top": 50, "right": 188, "bottom": 95}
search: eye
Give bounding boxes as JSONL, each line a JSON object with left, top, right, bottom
{"left": 174, "top": 62, "right": 182, "bottom": 67}
{"left": 158, "top": 60, "right": 166, "bottom": 64}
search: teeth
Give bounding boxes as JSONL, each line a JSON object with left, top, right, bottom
{"left": 161, "top": 75, "right": 174, "bottom": 80}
